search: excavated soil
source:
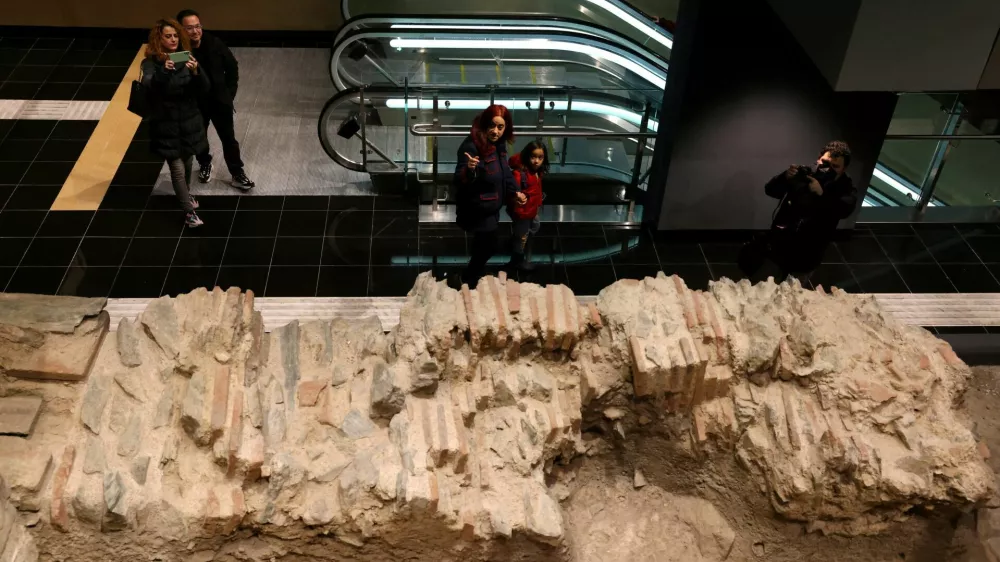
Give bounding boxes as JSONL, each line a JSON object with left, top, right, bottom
{"left": 563, "top": 365, "right": 1000, "bottom": 562}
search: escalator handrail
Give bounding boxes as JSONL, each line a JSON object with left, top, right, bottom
{"left": 409, "top": 123, "right": 658, "bottom": 138}
{"left": 330, "top": 27, "right": 668, "bottom": 93}
{"left": 333, "top": 14, "right": 670, "bottom": 66}
{"left": 339, "top": 0, "right": 674, "bottom": 49}
{"left": 318, "top": 84, "right": 658, "bottom": 174}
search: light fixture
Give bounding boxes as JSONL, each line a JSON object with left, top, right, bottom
{"left": 387, "top": 38, "right": 666, "bottom": 89}
{"left": 384, "top": 98, "right": 659, "bottom": 131}
{"left": 583, "top": 0, "right": 673, "bottom": 50}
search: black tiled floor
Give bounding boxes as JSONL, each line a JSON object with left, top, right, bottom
{"left": 123, "top": 237, "right": 179, "bottom": 266}
{"left": 75, "top": 237, "right": 130, "bottom": 266}
{"left": 134, "top": 211, "right": 185, "bottom": 237}
{"left": 0, "top": 210, "right": 46, "bottom": 236}
{"left": 173, "top": 238, "right": 228, "bottom": 267}
{"left": 941, "top": 264, "right": 1000, "bottom": 293}
{"left": 110, "top": 267, "right": 169, "bottom": 298}
{"left": 7, "top": 266, "right": 65, "bottom": 294}
{"left": 369, "top": 266, "right": 420, "bottom": 296}
{"left": 835, "top": 236, "right": 888, "bottom": 263}
{"left": 21, "top": 161, "right": 73, "bottom": 184}
{"left": 162, "top": 266, "right": 219, "bottom": 297}
{"left": 659, "top": 263, "right": 714, "bottom": 291}
{"left": 58, "top": 265, "right": 118, "bottom": 297}
{"left": 222, "top": 237, "right": 275, "bottom": 266}
{"left": 317, "top": 266, "right": 369, "bottom": 296}
{"left": 20, "top": 236, "right": 79, "bottom": 266}
{"left": 266, "top": 266, "right": 319, "bottom": 296}
{"left": 809, "top": 263, "right": 860, "bottom": 292}
{"left": 0, "top": 237, "right": 30, "bottom": 266}
{"left": 216, "top": 266, "right": 269, "bottom": 295}
{"left": 87, "top": 210, "right": 141, "bottom": 237}
{"left": 894, "top": 263, "right": 956, "bottom": 293}
{"left": 230, "top": 211, "right": 280, "bottom": 237}
{"left": 849, "top": 264, "right": 910, "bottom": 293}
{"left": 5, "top": 185, "right": 60, "bottom": 209}
{"left": 36, "top": 210, "right": 92, "bottom": 237}
{"left": 565, "top": 263, "right": 618, "bottom": 294}
{"left": 277, "top": 211, "right": 326, "bottom": 237}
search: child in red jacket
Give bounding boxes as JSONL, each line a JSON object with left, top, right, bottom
{"left": 507, "top": 141, "right": 548, "bottom": 271}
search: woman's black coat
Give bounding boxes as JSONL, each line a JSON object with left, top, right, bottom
{"left": 140, "top": 57, "right": 211, "bottom": 160}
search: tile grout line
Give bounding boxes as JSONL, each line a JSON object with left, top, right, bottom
{"left": 366, "top": 197, "right": 375, "bottom": 297}
{"left": 213, "top": 195, "right": 244, "bottom": 288}
{"left": 52, "top": 209, "right": 100, "bottom": 295}
{"left": 4, "top": 113, "right": 61, "bottom": 292}
{"left": 260, "top": 196, "right": 287, "bottom": 297}
{"left": 314, "top": 196, "right": 331, "bottom": 296}
{"left": 957, "top": 227, "right": 1000, "bottom": 289}
{"left": 864, "top": 232, "right": 914, "bottom": 294}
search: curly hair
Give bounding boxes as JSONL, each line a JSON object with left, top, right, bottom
{"left": 821, "top": 140, "right": 852, "bottom": 167}
{"left": 145, "top": 19, "right": 191, "bottom": 62}
{"left": 471, "top": 104, "right": 514, "bottom": 155}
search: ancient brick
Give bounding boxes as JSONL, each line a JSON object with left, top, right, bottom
{"left": 714, "top": 367, "right": 733, "bottom": 399}
{"left": 692, "top": 291, "right": 708, "bottom": 326}
{"left": 6, "top": 311, "right": 110, "bottom": 382}
{"left": 473, "top": 363, "right": 494, "bottom": 411}
{"left": 452, "top": 383, "right": 475, "bottom": 425}
{"left": 507, "top": 280, "right": 521, "bottom": 314}
{"left": 831, "top": 286, "right": 844, "bottom": 296}
{"left": 498, "top": 270, "right": 507, "bottom": 284}
{"left": 545, "top": 285, "right": 557, "bottom": 349}
{"left": 210, "top": 364, "right": 231, "bottom": 443}
{"left": 561, "top": 286, "right": 576, "bottom": 351}
{"left": 546, "top": 398, "right": 569, "bottom": 442}
{"left": 919, "top": 354, "right": 932, "bottom": 370}
{"left": 588, "top": 303, "right": 602, "bottom": 328}
{"left": 318, "top": 384, "right": 350, "bottom": 428}
{"left": 461, "top": 284, "right": 479, "bottom": 349}
{"left": 781, "top": 385, "right": 803, "bottom": 451}
{"left": 938, "top": 343, "right": 962, "bottom": 367}
{"left": 815, "top": 284, "right": 826, "bottom": 294}
{"left": 629, "top": 336, "right": 653, "bottom": 397}
{"left": 452, "top": 405, "right": 469, "bottom": 473}
{"left": 50, "top": 445, "right": 75, "bottom": 532}
{"left": 0, "top": 396, "right": 42, "bottom": 437}
{"left": 693, "top": 406, "right": 709, "bottom": 442}
{"left": 530, "top": 294, "right": 541, "bottom": 335}
{"left": 297, "top": 380, "right": 327, "bottom": 408}
{"left": 227, "top": 488, "right": 245, "bottom": 534}
{"left": 227, "top": 389, "right": 244, "bottom": 477}
{"left": 980, "top": 442, "right": 991, "bottom": 460}
{"left": 487, "top": 276, "right": 508, "bottom": 347}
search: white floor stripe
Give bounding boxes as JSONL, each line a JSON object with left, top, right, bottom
{"left": 0, "top": 99, "right": 109, "bottom": 121}
{"left": 101, "top": 293, "right": 1000, "bottom": 333}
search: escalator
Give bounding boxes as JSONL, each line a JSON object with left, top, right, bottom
{"left": 320, "top": 0, "right": 671, "bottom": 223}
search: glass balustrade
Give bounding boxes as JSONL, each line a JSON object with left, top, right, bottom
{"left": 319, "top": 84, "right": 659, "bottom": 219}
{"left": 339, "top": 0, "right": 674, "bottom": 61}
{"left": 867, "top": 92, "right": 1000, "bottom": 213}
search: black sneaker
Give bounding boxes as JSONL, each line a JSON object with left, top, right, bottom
{"left": 198, "top": 163, "right": 213, "bottom": 183}
{"left": 230, "top": 172, "right": 255, "bottom": 192}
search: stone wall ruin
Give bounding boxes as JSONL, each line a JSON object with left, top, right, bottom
{"left": 0, "top": 271, "right": 995, "bottom": 561}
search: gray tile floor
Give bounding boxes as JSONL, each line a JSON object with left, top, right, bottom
{"left": 153, "top": 48, "right": 373, "bottom": 197}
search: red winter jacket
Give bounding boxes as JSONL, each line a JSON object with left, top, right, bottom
{"left": 507, "top": 153, "right": 543, "bottom": 221}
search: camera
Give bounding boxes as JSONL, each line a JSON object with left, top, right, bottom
{"left": 793, "top": 164, "right": 836, "bottom": 186}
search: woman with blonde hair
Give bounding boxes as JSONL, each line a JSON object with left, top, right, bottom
{"left": 140, "top": 18, "right": 209, "bottom": 227}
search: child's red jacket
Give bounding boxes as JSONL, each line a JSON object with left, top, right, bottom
{"left": 507, "top": 153, "right": 543, "bottom": 220}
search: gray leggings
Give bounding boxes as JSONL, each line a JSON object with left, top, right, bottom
{"left": 166, "top": 157, "right": 195, "bottom": 213}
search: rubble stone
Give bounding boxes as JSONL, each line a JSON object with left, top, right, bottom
{"left": 0, "top": 397, "right": 42, "bottom": 437}
{"left": 115, "top": 318, "right": 142, "bottom": 367}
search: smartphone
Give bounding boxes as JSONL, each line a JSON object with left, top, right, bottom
{"left": 168, "top": 51, "right": 191, "bottom": 63}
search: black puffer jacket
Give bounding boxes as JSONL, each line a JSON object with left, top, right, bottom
{"left": 140, "top": 57, "right": 210, "bottom": 160}
{"left": 454, "top": 136, "right": 516, "bottom": 233}
{"left": 191, "top": 32, "right": 239, "bottom": 106}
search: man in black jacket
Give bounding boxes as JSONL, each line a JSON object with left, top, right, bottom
{"left": 762, "top": 140, "right": 858, "bottom": 276}
{"left": 178, "top": 9, "right": 256, "bottom": 191}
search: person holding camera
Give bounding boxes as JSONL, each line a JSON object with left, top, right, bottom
{"left": 141, "top": 18, "right": 209, "bottom": 228}
{"left": 758, "top": 140, "right": 858, "bottom": 277}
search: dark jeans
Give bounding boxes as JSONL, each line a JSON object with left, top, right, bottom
{"left": 196, "top": 101, "right": 244, "bottom": 175}
{"left": 464, "top": 229, "right": 498, "bottom": 287}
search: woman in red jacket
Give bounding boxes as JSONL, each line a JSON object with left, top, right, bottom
{"left": 507, "top": 141, "right": 548, "bottom": 271}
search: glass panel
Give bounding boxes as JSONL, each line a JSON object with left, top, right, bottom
{"left": 933, "top": 138, "right": 1000, "bottom": 207}
{"left": 885, "top": 93, "right": 957, "bottom": 136}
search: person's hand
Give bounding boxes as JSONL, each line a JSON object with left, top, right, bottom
{"left": 464, "top": 152, "right": 480, "bottom": 170}
{"left": 807, "top": 177, "right": 823, "bottom": 195}
{"left": 164, "top": 59, "right": 176, "bottom": 71}
{"left": 186, "top": 55, "right": 198, "bottom": 72}
{"left": 515, "top": 192, "right": 527, "bottom": 205}
{"left": 785, "top": 165, "right": 798, "bottom": 179}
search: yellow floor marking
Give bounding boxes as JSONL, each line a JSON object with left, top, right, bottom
{"left": 530, "top": 65, "right": 537, "bottom": 84}
{"left": 51, "top": 46, "right": 148, "bottom": 211}
{"left": 460, "top": 63, "right": 466, "bottom": 84}
{"left": 496, "top": 64, "right": 501, "bottom": 82}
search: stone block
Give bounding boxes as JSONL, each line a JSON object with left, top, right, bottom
{"left": 160, "top": 434, "right": 179, "bottom": 467}
{"left": 131, "top": 456, "right": 150, "bottom": 485}
{"left": 113, "top": 368, "right": 147, "bottom": 403}
{"left": 71, "top": 472, "right": 106, "bottom": 528}
{"left": 80, "top": 376, "right": 109, "bottom": 434}
{"left": 523, "top": 484, "right": 563, "bottom": 545}
{"left": 0, "top": 449, "right": 52, "bottom": 512}
{"left": 507, "top": 280, "right": 521, "bottom": 314}
{"left": 107, "top": 391, "right": 130, "bottom": 434}
{"left": 116, "top": 414, "right": 142, "bottom": 458}
{"left": 0, "top": 397, "right": 42, "bottom": 437}
{"left": 116, "top": 317, "right": 142, "bottom": 367}
{"left": 152, "top": 385, "right": 175, "bottom": 429}
{"left": 319, "top": 385, "right": 351, "bottom": 428}
{"left": 341, "top": 410, "right": 376, "bottom": 440}
{"left": 629, "top": 336, "right": 653, "bottom": 397}
{"left": 102, "top": 471, "right": 128, "bottom": 531}
{"left": 82, "top": 434, "right": 105, "bottom": 475}
{"left": 2, "top": 305, "right": 109, "bottom": 382}
{"left": 307, "top": 448, "right": 350, "bottom": 483}
{"left": 370, "top": 361, "right": 405, "bottom": 418}
{"left": 139, "top": 297, "right": 180, "bottom": 360}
